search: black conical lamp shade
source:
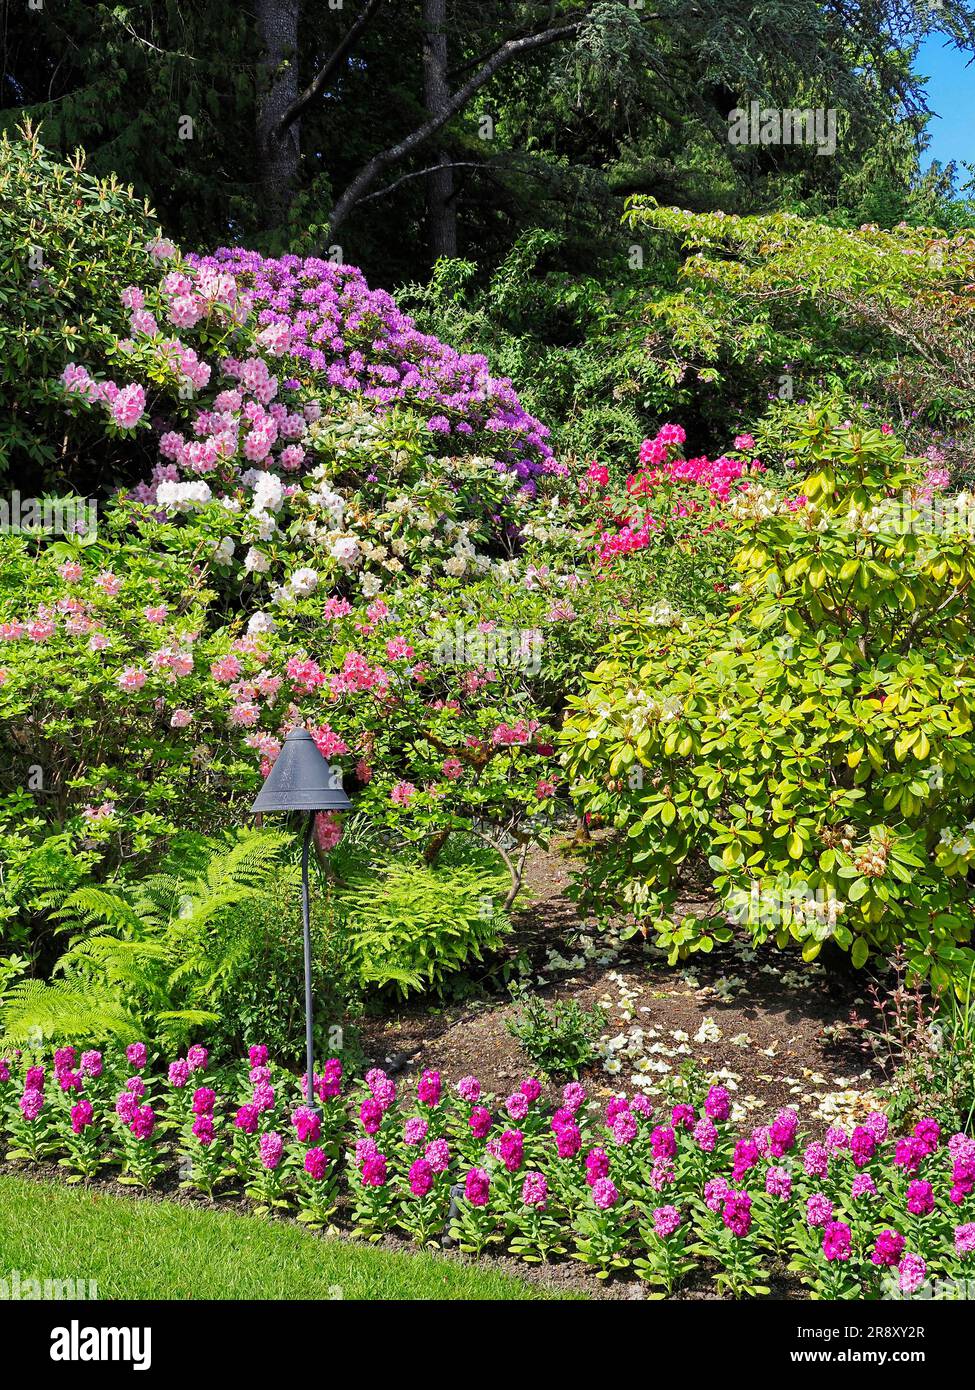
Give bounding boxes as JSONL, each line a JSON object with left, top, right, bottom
{"left": 250, "top": 728, "right": 352, "bottom": 814}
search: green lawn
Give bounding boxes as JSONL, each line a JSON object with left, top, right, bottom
{"left": 0, "top": 1175, "right": 580, "bottom": 1300}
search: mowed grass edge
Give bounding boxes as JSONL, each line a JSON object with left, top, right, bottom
{"left": 0, "top": 1175, "right": 582, "bottom": 1301}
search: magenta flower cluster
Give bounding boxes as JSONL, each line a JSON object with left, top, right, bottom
{"left": 2, "top": 1047, "right": 972, "bottom": 1298}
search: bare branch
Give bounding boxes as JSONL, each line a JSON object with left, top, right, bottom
{"left": 356, "top": 159, "right": 492, "bottom": 205}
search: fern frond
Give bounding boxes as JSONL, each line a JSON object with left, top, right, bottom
{"left": 0, "top": 979, "right": 140, "bottom": 1046}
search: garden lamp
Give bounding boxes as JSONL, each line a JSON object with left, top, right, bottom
{"left": 251, "top": 728, "right": 351, "bottom": 1109}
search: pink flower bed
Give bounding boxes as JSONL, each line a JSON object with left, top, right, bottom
{"left": 2, "top": 1047, "right": 973, "bottom": 1297}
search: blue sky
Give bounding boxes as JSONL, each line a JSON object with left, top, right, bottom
{"left": 917, "top": 35, "right": 975, "bottom": 170}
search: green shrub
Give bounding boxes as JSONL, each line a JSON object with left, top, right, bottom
{"left": 506, "top": 995, "right": 607, "bottom": 1078}
{"left": 0, "top": 829, "right": 341, "bottom": 1055}
{"left": 562, "top": 412, "right": 975, "bottom": 992}
{"left": 0, "top": 123, "right": 163, "bottom": 486}
{"left": 333, "top": 859, "right": 511, "bottom": 999}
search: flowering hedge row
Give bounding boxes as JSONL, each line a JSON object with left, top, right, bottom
{"left": 3, "top": 1046, "right": 974, "bottom": 1298}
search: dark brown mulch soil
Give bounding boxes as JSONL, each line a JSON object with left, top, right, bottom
{"left": 358, "top": 842, "right": 886, "bottom": 1126}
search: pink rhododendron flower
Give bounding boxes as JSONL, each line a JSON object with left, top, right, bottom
{"left": 111, "top": 383, "right": 146, "bottom": 429}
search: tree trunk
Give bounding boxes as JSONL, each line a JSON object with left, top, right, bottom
{"left": 422, "top": 0, "right": 457, "bottom": 260}
{"left": 256, "top": 0, "right": 302, "bottom": 227}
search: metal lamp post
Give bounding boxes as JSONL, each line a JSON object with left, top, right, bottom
{"left": 251, "top": 728, "right": 350, "bottom": 1109}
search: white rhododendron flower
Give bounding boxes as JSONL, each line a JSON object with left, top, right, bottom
{"left": 289, "top": 567, "right": 319, "bottom": 597}
{"left": 247, "top": 610, "right": 276, "bottom": 635}
{"left": 156, "top": 480, "right": 212, "bottom": 512}
{"left": 330, "top": 535, "right": 359, "bottom": 568}
{"left": 244, "top": 547, "right": 270, "bottom": 574}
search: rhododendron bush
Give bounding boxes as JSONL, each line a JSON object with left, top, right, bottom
{"left": 0, "top": 529, "right": 576, "bottom": 878}
{"left": 56, "top": 237, "right": 560, "bottom": 603}
{"left": 563, "top": 413, "right": 975, "bottom": 991}
{"left": 2, "top": 1045, "right": 974, "bottom": 1299}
